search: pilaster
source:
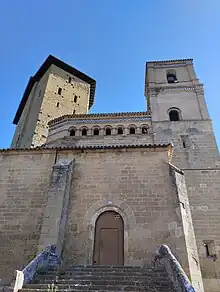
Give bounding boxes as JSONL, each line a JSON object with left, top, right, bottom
{"left": 169, "top": 163, "right": 204, "bottom": 292}
{"left": 38, "top": 159, "right": 74, "bottom": 256}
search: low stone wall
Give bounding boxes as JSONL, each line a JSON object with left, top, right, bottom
{"left": 155, "top": 245, "right": 196, "bottom": 292}
{"left": 3, "top": 245, "right": 60, "bottom": 292}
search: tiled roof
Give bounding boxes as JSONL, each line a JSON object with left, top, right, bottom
{"left": 13, "top": 55, "right": 96, "bottom": 125}
{"left": 48, "top": 111, "right": 151, "bottom": 126}
{"left": 0, "top": 143, "right": 172, "bottom": 152}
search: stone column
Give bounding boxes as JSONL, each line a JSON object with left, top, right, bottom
{"left": 38, "top": 159, "right": 74, "bottom": 256}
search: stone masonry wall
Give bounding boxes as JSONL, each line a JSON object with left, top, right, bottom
{"left": 185, "top": 169, "right": 220, "bottom": 292}
{"left": 31, "top": 65, "right": 91, "bottom": 147}
{"left": 0, "top": 150, "right": 55, "bottom": 285}
{"left": 46, "top": 117, "right": 152, "bottom": 144}
{"left": 11, "top": 64, "right": 91, "bottom": 149}
{"left": 58, "top": 148, "right": 190, "bottom": 273}
{"left": 11, "top": 82, "right": 38, "bottom": 149}
{"left": 152, "top": 120, "right": 220, "bottom": 169}
{"left": 11, "top": 70, "right": 50, "bottom": 149}
{"left": 153, "top": 119, "right": 220, "bottom": 291}
{"left": 45, "top": 115, "right": 153, "bottom": 148}
{"left": 46, "top": 133, "right": 153, "bottom": 148}
{"left": 170, "top": 165, "right": 204, "bottom": 291}
{"left": 0, "top": 146, "right": 204, "bottom": 287}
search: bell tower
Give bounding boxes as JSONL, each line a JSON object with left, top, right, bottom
{"left": 145, "top": 59, "right": 219, "bottom": 169}
{"left": 145, "top": 58, "right": 210, "bottom": 122}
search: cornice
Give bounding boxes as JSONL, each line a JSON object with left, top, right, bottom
{"left": 0, "top": 143, "right": 172, "bottom": 153}
{"left": 48, "top": 111, "right": 151, "bottom": 127}
{"left": 148, "top": 84, "right": 204, "bottom": 95}
{"left": 147, "top": 58, "right": 193, "bottom": 67}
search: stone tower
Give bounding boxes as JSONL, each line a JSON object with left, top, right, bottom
{"left": 145, "top": 58, "right": 219, "bottom": 169}
{"left": 146, "top": 59, "right": 220, "bottom": 290}
{"left": 11, "top": 55, "right": 96, "bottom": 148}
{"left": 1, "top": 56, "right": 220, "bottom": 291}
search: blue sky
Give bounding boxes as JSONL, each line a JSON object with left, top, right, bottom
{"left": 0, "top": 1, "right": 220, "bottom": 149}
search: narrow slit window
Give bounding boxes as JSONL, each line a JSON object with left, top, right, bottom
{"left": 74, "top": 96, "right": 77, "bottom": 103}
{"left": 105, "top": 128, "right": 111, "bottom": 136}
{"left": 17, "top": 135, "right": 21, "bottom": 145}
{"left": 56, "top": 102, "right": 60, "bottom": 108}
{"left": 203, "top": 240, "right": 216, "bottom": 259}
{"left": 68, "top": 77, "right": 71, "bottom": 83}
{"left": 93, "top": 128, "right": 99, "bottom": 136}
{"left": 58, "top": 87, "right": 62, "bottom": 95}
{"left": 73, "top": 109, "right": 76, "bottom": 114}
{"left": 204, "top": 243, "right": 210, "bottom": 257}
{"left": 180, "top": 135, "right": 189, "bottom": 148}
{"left": 129, "top": 127, "right": 135, "bottom": 134}
{"left": 117, "top": 127, "right": 123, "bottom": 135}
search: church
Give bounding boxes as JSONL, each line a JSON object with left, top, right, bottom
{"left": 0, "top": 56, "right": 220, "bottom": 292}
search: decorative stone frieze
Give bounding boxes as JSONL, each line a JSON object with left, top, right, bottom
{"left": 48, "top": 111, "right": 151, "bottom": 126}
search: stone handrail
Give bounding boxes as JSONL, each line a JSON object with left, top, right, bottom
{"left": 154, "top": 245, "right": 196, "bottom": 292}
{"left": 5, "top": 245, "right": 61, "bottom": 292}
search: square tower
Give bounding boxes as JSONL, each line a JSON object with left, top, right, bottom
{"left": 145, "top": 58, "right": 210, "bottom": 122}
{"left": 145, "top": 58, "right": 219, "bottom": 169}
{"left": 11, "top": 55, "right": 96, "bottom": 149}
{"left": 146, "top": 59, "right": 220, "bottom": 292}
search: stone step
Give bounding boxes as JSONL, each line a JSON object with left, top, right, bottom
{"left": 22, "top": 283, "right": 173, "bottom": 291}
{"left": 61, "top": 265, "right": 162, "bottom": 271}
{"left": 31, "top": 278, "right": 171, "bottom": 286}
{"left": 63, "top": 264, "right": 154, "bottom": 269}
{"left": 36, "top": 270, "right": 165, "bottom": 278}
{"left": 34, "top": 273, "right": 167, "bottom": 282}
{"left": 21, "top": 288, "right": 173, "bottom": 292}
{"left": 23, "top": 264, "right": 174, "bottom": 292}
{"left": 39, "top": 267, "right": 164, "bottom": 275}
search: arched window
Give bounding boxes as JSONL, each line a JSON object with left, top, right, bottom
{"left": 69, "top": 129, "right": 75, "bottom": 136}
{"left": 129, "top": 127, "right": 136, "bottom": 134}
{"left": 93, "top": 128, "right": 99, "bottom": 136}
{"left": 117, "top": 127, "right": 123, "bottom": 135}
{"left": 142, "top": 126, "right": 148, "bottom": 134}
{"left": 169, "top": 109, "right": 180, "bottom": 121}
{"left": 82, "top": 128, "right": 87, "bottom": 136}
{"left": 166, "top": 69, "right": 178, "bottom": 83}
{"left": 105, "top": 127, "right": 111, "bottom": 136}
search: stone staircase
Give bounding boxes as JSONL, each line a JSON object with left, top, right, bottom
{"left": 19, "top": 265, "right": 175, "bottom": 292}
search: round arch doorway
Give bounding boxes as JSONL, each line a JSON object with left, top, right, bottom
{"left": 93, "top": 211, "right": 124, "bottom": 265}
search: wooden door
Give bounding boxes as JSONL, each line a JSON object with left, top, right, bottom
{"left": 93, "top": 211, "right": 124, "bottom": 265}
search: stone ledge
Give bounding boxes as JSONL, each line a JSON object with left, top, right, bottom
{"left": 1, "top": 143, "right": 172, "bottom": 153}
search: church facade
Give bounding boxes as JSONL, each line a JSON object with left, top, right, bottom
{"left": 0, "top": 56, "right": 220, "bottom": 291}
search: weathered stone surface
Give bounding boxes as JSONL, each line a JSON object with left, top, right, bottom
{"left": 38, "top": 159, "right": 75, "bottom": 255}
{"left": 11, "top": 61, "right": 91, "bottom": 149}
{"left": 21, "top": 265, "right": 174, "bottom": 292}
{"left": 1, "top": 57, "right": 220, "bottom": 292}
